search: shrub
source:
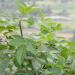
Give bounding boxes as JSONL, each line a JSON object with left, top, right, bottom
{"left": 0, "top": 1, "right": 75, "bottom": 75}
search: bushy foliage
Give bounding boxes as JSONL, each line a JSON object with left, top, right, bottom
{"left": 0, "top": 1, "right": 75, "bottom": 75}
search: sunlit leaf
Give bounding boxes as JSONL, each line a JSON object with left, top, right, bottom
{"left": 0, "top": 45, "right": 8, "bottom": 50}
{"left": 0, "top": 26, "right": 5, "bottom": 32}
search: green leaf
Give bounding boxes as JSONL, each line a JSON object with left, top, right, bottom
{"left": 68, "top": 41, "right": 75, "bottom": 47}
{"left": 24, "top": 38, "right": 35, "bottom": 52}
{"left": 40, "top": 18, "right": 62, "bottom": 34}
{"left": 9, "top": 35, "right": 25, "bottom": 47}
{"left": 0, "top": 26, "right": 5, "bottom": 32}
{"left": 32, "top": 59, "right": 42, "bottom": 71}
{"left": 71, "top": 60, "right": 75, "bottom": 72}
{"left": 6, "top": 25, "right": 16, "bottom": 32}
{"left": 26, "top": 17, "right": 35, "bottom": 26}
{"left": 56, "top": 56, "right": 65, "bottom": 67}
{"left": 60, "top": 48, "right": 69, "bottom": 59}
{"left": 16, "top": 45, "right": 26, "bottom": 65}
{"left": 17, "top": 3, "right": 37, "bottom": 15}
{"left": 9, "top": 35, "right": 35, "bottom": 48}
{"left": 40, "top": 25, "right": 49, "bottom": 34}
{"left": 25, "top": 71, "right": 34, "bottom": 75}
{"left": 0, "top": 45, "right": 8, "bottom": 50}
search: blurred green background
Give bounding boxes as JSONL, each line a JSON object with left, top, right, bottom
{"left": 0, "top": 0, "right": 75, "bottom": 39}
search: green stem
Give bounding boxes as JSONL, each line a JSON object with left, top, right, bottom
{"left": 19, "top": 20, "right": 23, "bottom": 37}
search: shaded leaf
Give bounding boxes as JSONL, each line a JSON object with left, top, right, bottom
{"left": 9, "top": 35, "right": 25, "bottom": 47}
{"left": 32, "top": 59, "right": 42, "bottom": 71}
{"left": 16, "top": 45, "right": 26, "bottom": 65}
